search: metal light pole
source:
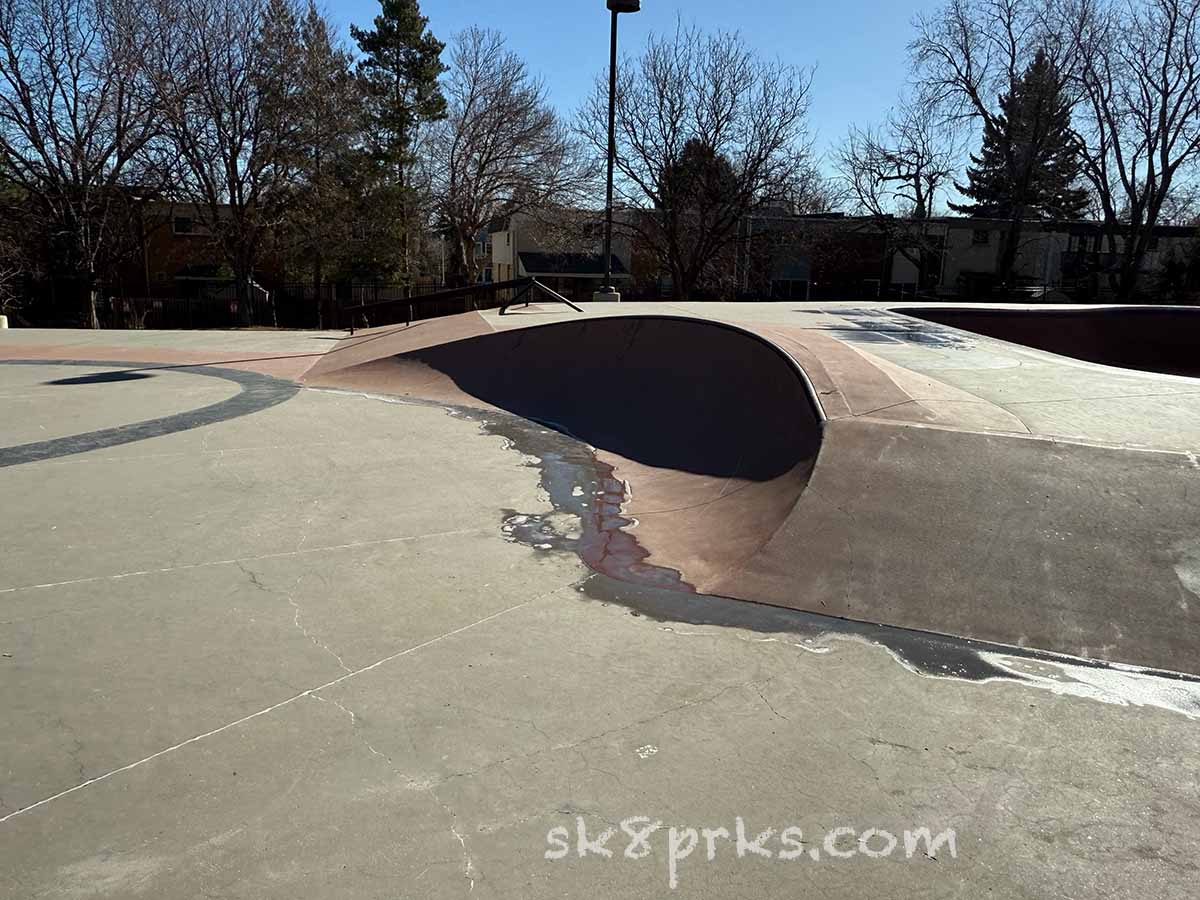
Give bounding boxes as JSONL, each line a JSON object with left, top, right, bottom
{"left": 596, "top": 0, "right": 640, "bottom": 303}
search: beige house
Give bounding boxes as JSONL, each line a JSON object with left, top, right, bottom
{"left": 490, "top": 211, "right": 632, "bottom": 302}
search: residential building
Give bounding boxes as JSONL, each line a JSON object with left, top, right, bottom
{"left": 739, "top": 210, "right": 1200, "bottom": 303}
{"left": 490, "top": 210, "right": 632, "bottom": 302}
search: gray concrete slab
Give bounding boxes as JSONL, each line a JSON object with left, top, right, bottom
{"left": 2, "top": 325, "right": 1200, "bottom": 899}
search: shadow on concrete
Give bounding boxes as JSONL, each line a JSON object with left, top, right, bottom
{"left": 46, "top": 371, "right": 156, "bottom": 385}
{"left": 901, "top": 305, "right": 1200, "bottom": 377}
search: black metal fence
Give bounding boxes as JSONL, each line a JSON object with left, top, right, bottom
{"left": 16, "top": 279, "right": 457, "bottom": 330}
{"left": 342, "top": 279, "right": 526, "bottom": 332}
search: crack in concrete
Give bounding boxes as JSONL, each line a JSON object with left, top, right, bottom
{"left": 0, "top": 600, "right": 532, "bottom": 826}
{"left": 445, "top": 704, "right": 555, "bottom": 747}
{"left": 285, "top": 574, "right": 352, "bottom": 676}
{"left": 0, "top": 528, "right": 489, "bottom": 595}
{"left": 234, "top": 561, "right": 268, "bottom": 593}
{"left": 289, "top": 593, "right": 352, "bottom": 675}
{"left": 236, "top": 565, "right": 353, "bottom": 676}
{"left": 430, "top": 787, "right": 478, "bottom": 894}
{"left": 314, "top": 692, "right": 478, "bottom": 892}
{"left": 314, "top": 695, "right": 390, "bottom": 766}
{"left": 754, "top": 683, "right": 788, "bottom": 721}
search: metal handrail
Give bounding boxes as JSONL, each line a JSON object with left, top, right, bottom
{"left": 498, "top": 279, "right": 584, "bottom": 316}
{"left": 343, "top": 277, "right": 583, "bottom": 333}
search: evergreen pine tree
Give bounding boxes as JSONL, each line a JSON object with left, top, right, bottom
{"left": 951, "top": 49, "right": 1089, "bottom": 286}
{"left": 351, "top": 0, "right": 447, "bottom": 279}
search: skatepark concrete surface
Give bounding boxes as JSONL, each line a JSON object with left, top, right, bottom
{"left": 2, "top": 304, "right": 1199, "bottom": 899}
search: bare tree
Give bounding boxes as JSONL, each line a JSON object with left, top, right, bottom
{"left": 0, "top": 0, "right": 162, "bottom": 327}
{"left": 429, "top": 27, "right": 590, "bottom": 286}
{"left": 837, "top": 101, "right": 956, "bottom": 287}
{"left": 912, "top": 0, "right": 1066, "bottom": 125}
{"left": 144, "top": 0, "right": 302, "bottom": 316}
{"left": 0, "top": 222, "right": 26, "bottom": 317}
{"left": 1067, "top": 0, "right": 1200, "bottom": 298}
{"left": 842, "top": 105, "right": 956, "bottom": 221}
{"left": 578, "top": 21, "right": 815, "bottom": 301}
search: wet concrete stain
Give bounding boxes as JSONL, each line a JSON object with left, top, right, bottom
{"left": 319, "top": 385, "right": 1200, "bottom": 689}
{"left": 474, "top": 413, "right": 695, "bottom": 594}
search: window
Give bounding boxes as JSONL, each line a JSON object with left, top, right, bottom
{"left": 173, "top": 216, "right": 194, "bottom": 235}
{"left": 972, "top": 229, "right": 990, "bottom": 245}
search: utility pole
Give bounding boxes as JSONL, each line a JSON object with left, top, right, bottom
{"left": 595, "top": 0, "right": 641, "bottom": 303}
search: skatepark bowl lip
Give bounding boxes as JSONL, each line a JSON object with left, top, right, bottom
{"left": 304, "top": 312, "right": 830, "bottom": 604}
{"left": 894, "top": 302, "right": 1200, "bottom": 378}
{"left": 314, "top": 313, "right": 829, "bottom": 480}
{"left": 316, "top": 312, "right": 830, "bottom": 427}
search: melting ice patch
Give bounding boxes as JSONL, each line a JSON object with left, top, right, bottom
{"left": 979, "top": 653, "right": 1200, "bottom": 719}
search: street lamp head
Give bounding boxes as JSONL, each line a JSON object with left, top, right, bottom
{"left": 607, "top": 0, "right": 640, "bottom": 12}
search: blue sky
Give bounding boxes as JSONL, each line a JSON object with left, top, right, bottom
{"left": 329, "top": 0, "right": 943, "bottom": 166}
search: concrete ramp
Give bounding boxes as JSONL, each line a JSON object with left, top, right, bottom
{"left": 308, "top": 315, "right": 824, "bottom": 592}
{"left": 308, "top": 311, "right": 1200, "bottom": 674}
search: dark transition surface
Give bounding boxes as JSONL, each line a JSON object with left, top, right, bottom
{"left": 400, "top": 315, "right": 825, "bottom": 480}
{"left": 901, "top": 305, "right": 1200, "bottom": 377}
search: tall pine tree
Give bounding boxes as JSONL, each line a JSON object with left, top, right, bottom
{"left": 285, "top": 1, "right": 361, "bottom": 325}
{"left": 952, "top": 49, "right": 1088, "bottom": 287}
{"left": 351, "top": 0, "right": 446, "bottom": 280}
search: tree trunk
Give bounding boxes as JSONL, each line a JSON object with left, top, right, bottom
{"left": 234, "top": 266, "right": 253, "bottom": 326}
{"left": 1117, "top": 238, "right": 1149, "bottom": 301}
{"left": 86, "top": 283, "right": 100, "bottom": 330}
{"left": 997, "top": 215, "right": 1024, "bottom": 292}
{"left": 313, "top": 252, "right": 324, "bottom": 330}
{"left": 446, "top": 232, "right": 472, "bottom": 288}
{"left": 671, "top": 259, "right": 690, "bottom": 302}
{"left": 1101, "top": 229, "right": 1122, "bottom": 297}
{"left": 401, "top": 196, "right": 411, "bottom": 282}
